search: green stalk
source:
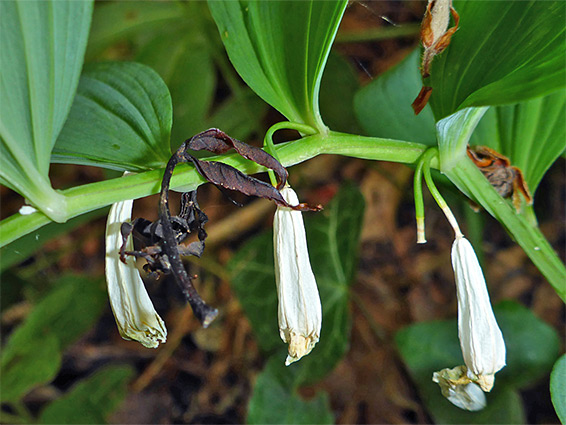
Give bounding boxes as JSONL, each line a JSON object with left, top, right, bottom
{"left": 263, "top": 122, "right": 318, "bottom": 187}
{"left": 422, "top": 148, "right": 463, "bottom": 238}
{"left": 413, "top": 152, "right": 427, "bottom": 243}
{"left": 0, "top": 132, "right": 431, "bottom": 247}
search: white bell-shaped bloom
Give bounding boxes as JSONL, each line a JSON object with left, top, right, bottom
{"left": 452, "top": 236, "right": 506, "bottom": 391}
{"left": 273, "top": 186, "right": 322, "bottom": 366}
{"left": 433, "top": 366, "right": 486, "bottom": 411}
{"left": 105, "top": 200, "right": 167, "bottom": 348}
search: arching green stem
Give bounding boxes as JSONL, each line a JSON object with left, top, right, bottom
{"left": 263, "top": 122, "right": 317, "bottom": 187}
{"left": 422, "top": 148, "right": 463, "bottom": 238}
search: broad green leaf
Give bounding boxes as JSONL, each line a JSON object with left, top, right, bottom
{"left": 319, "top": 52, "right": 361, "bottom": 134}
{"left": 136, "top": 25, "right": 216, "bottom": 148}
{"left": 470, "top": 89, "right": 566, "bottom": 194}
{"left": 550, "top": 355, "right": 566, "bottom": 424}
{"left": 247, "top": 356, "right": 334, "bottom": 425}
{"left": 0, "top": 275, "right": 107, "bottom": 402}
{"left": 396, "top": 301, "right": 560, "bottom": 424}
{"left": 354, "top": 49, "right": 436, "bottom": 145}
{"left": 305, "top": 183, "right": 364, "bottom": 286}
{"left": 0, "top": 271, "right": 26, "bottom": 310}
{"left": 1, "top": 275, "right": 107, "bottom": 356}
{"left": 494, "top": 301, "right": 560, "bottom": 389}
{"left": 204, "top": 89, "right": 268, "bottom": 141}
{"left": 208, "top": 0, "right": 348, "bottom": 132}
{"left": 53, "top": 62, "right": 172, "bottom": 171}
{"left": 228, "top": 231, "right": 280, "bottom": 352}
{"left": 228, "top": 184, "right": 365, "bottom": 383}
{"left": 0, "top": 333, "right": 60, "bottom": 403}
{"left": 86, "top": 0, "right": 267, "bottom": 147}
{"left": 429, "top": 1, "right": 566, "bottom": 119}
{"left": 437, "top": 107, "right": 489, "bottom": 172}
{"left": 87, "top": 2, "right": 218, "bottom": 148}
{"left": 0, "top": 208, "right": 108, "bottom": 273}
{"left": 85, "top": 1, "right": 184, "bottom": 60}
{"left": 0, "top": 0, "right": 93, "bottom": 221}
{"left": 38, "top": 365, "right": 135, "bottom": 424}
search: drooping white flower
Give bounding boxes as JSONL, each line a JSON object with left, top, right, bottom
{"left": 273, "top": 185, "right": 322, "bottom": 366}
{"left": 452, "top": 236, "right": 506, "bottom": 391}
{"left": 105, "top": 199, "right": 167, "bottom": 348}
{"left": 433, "top": 366, "right": 486, "bottom": 411}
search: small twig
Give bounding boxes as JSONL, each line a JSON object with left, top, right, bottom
{"left": 159, "top": 146, "right": 218, "bottom": 327}
{"left": 204, "top": 199, "right": 275, "bottom": 248}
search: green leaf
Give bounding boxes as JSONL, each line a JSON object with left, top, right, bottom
{"left": 228, "top": 231, "right": 280, "bottom": 352}
{"left": 470, "top": 89, "right": 566, "bottom": 194}
{"left": 228, "top": 184, "right": 365, "bottom": 383}
{"left": 1, "top": 275, "right": 107, "bottom": 402}
{"left": 204, "top": 89, "right": 268, "bottom": 141}
{"left": 86, "top": 1, "right": 184, "bottom": 60}
{"left": 494, "top": 301, "right": 560, "bottom": 389}
{"left": 437, "top": 107, "right": 489, "bottom": 172}
{"left": 0, "top": 0, "right": 93, "bottom": 221}
{"left": 319, "top": 52, "right": 361, "bottom": 134}
{"left": 134, "top": 12, "right": 216, "bottom": 149}
{"left": 0, "top": 333, "right": 61, "bottom": 403}
{"left": 208, "top": 0, "right": 348, "bottom": 131}
{"left": 2, "top": 275, "right": 107, "bottom": 355}
{"left": 38, "top": 365, "right": 135, "bottom": 424}
{"left": 429, "top": 1, "right": 566, "bottom": 119}
{"left": 396, "top": 300, "right": 560, "bottom": 424}
{"left": 53, "top": 62, "right": 172, "bottom": 171}
{"left": 247, "top": 356, "right": 334, "bottom": 425}
{"left": 305, "top": 183, "right": 365, "bottom": 286}
{"left": 354, "top": 49, "right": 436, "bottom": 145}
{"left": 550, "top": 355, "right": 566, "bottom": 424}
{"left": 87, "top": 2, "right": 218, "bottom": 148}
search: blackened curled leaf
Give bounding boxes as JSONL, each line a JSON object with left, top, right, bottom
{"left": 182, "top": 129, "right": 321, "bottom": 212}
{"left": 185, "top": 128, "right": 289, "bottom": 189}
{"left": 188, "top": 157, "right": 320, "bottom": 212}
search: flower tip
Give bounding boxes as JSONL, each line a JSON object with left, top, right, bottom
{"left": 476, "top": 373, "right": 495, "bottom": 392}
{"left": 283, "top": 331, "right": 319, "bottom": 366}
{"left": 129, "top": 328, "right": 167, "bottom": 349}
{"left": 433, "top": 366, "right": 486, "bottom": 411}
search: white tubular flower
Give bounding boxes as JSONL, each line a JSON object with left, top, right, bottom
{"left": 274, "top": 185, "right": 322, "bottom": 366}
{"left": 433, "top": 366, "right": 486, "bottom": 411}
{"left": 105, "top": 200, "right": 167, "bottom": 348}
{"left": 452, "top": 236, "right": 506, "bottom": 391}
